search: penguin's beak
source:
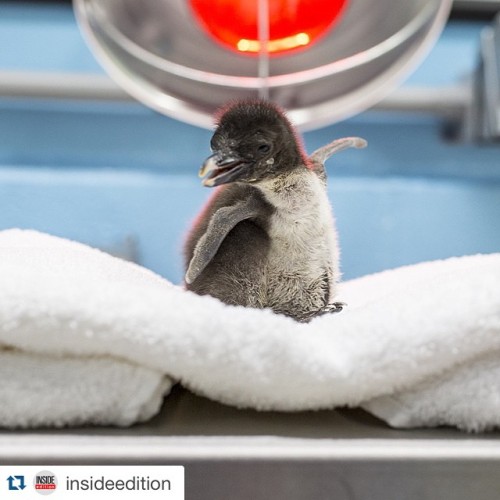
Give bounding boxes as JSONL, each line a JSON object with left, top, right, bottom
{"left": 199, "top": 152, "right": 247, "bottom": 187}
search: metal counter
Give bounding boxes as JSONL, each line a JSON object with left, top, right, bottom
{"left": 1, "top": 387, "right": 500, "bottom": 499}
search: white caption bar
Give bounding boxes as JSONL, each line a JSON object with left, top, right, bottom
{"left": 1, "top": 466, "right": 184, "bottom": 499}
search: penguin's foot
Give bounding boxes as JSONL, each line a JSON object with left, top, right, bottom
{"left": 297, "top": 302, "right": 346, "bottom": 323}
{"left": 321, "top": 302, "right": 346, "bottom": 315}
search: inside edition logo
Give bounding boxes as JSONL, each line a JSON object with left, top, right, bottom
{"left": 34, "top": 471, "right": 58, "bottom": 495}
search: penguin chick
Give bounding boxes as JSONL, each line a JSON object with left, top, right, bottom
{"left": 184, "top": 100, "right": 366, "bottom": 322}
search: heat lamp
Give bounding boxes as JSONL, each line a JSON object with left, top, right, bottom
{"left": 74, "top": 0, "right": 452, "bottom": 129}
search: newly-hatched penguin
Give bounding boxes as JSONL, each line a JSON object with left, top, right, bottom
{"left": 184, "top": 100, "right": 366, "bottom": 322}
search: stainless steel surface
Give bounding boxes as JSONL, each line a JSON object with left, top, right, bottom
{"left": 479, "top": 13, "right": 500, "bottom": 139}
{"left": 465, "top": 13, "right": 500, "bottom": 140}
{"left": 73, "top": 0, "right": 452, "bottom": 130}
{"left": 370, "top": 84, "right": 470, "bottom": 118}
{"left": 0, "top": 71, "right": 129, "bottom": 101}
{"left": 1, "top": 388, "right": 499, "bottom": 499}
{"left": 0, "top": 70, "right": 471, "bottom": 119}
{"left": 2, "top": 387, "right": 499, "bottom": 456}
{"left": 454, "top": 0, "right": 500, "bottom": 13}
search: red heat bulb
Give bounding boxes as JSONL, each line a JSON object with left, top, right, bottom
{"left": 189, "top": 0, "right": 349, "bottom": 55}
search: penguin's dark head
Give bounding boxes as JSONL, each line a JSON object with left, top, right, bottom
{"left": 199, "top": 100, "right": 306, "bottom": 187}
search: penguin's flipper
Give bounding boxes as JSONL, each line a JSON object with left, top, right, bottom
{"left": 185, "top": 200, "right": 261, "bottom": 284}
{"left": 309, "top": 137, "right": 367, "bottom": 180}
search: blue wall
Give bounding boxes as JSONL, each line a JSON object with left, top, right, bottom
{"left": 1, "top": 2, "right": 499, "bottom": 284}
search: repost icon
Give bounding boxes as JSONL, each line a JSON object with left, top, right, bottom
{"left": 7, "top": 475, "right": 27, "bottom": 490}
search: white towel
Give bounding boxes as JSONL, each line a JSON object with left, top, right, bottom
{"left": 0, "top": 229, "right": 499, "bottom": 431}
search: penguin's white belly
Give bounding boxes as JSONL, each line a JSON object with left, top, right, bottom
{"left": 258, "top": 173, "right": 339, "bottom": 314}
{"left": 267, "top": 202, "right": 335, "bottom": 277}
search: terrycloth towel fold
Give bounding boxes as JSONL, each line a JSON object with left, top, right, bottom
{"left": 1, "top": 229, "right": 499, "bottom": 431}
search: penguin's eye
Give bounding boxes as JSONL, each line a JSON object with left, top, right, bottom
{"left": 210, "top": 134, "right": 223, "bottom": 151}
{"left": 257, "top": 144, "right": 271, "bottom": 155}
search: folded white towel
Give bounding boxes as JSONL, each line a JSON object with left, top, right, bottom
{"left": 1, "top": 229, "right": 499, "bottom": 431}
{"left": 0, "top": 229, "right": 174, "bottom": 428}
{"left": 0, "top": 350, "right": 171, "bottom": 428}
